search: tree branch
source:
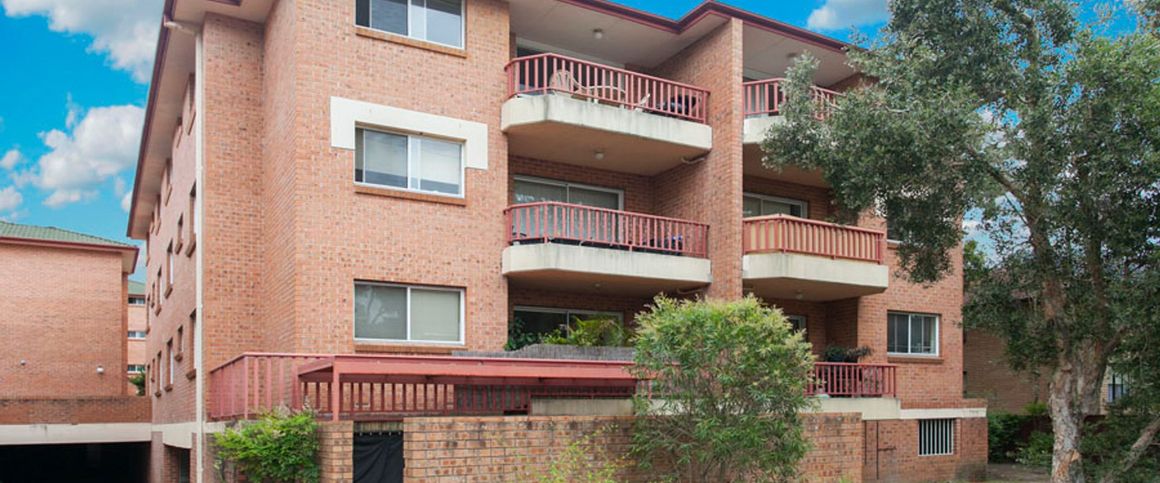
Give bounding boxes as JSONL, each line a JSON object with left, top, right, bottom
{"left": 1098, "top": 415, "right": 1160, "bottom": 483}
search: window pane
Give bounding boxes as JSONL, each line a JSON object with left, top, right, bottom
{"left": 417, "top": 137, "right": 462, "bottom": 194}
{"left": 742, "top": 196, "right": 761, "bottom": 218}
{"left": 910, "top": 315, "right": 924, "bottom": 354}
{"left": 410, "top": 289, "right": 460, "bottom": 341}
{"left": 356, "top": 0, "right": 370, "bottom": 26}
{"left": 922, "top": 315, "right": 937, "bottom": 354}
{"left": 567, "top": 187, "right": 619, "bottom": 209}
{"left": 514, "top": 180, "right": 566, "bottom": 203}
{"left": 888, "top": 313, "right": 907, "bottom": 353}
{"left": 358, "top": 129, "right": 408, "bottom": 188}
{"left": 355, "top": 284, "right": 407, "bottom": 340}
{"left": 514, "top": 310, "right": 569, "bottom": 337}
{"left": 370, "top": 0, "right": 407, "bottom": 35}
{"left": 425, "top": 0, "right": 463, "bottom": 47}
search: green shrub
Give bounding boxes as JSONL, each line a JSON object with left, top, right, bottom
{"left": 541, "top": 317, "right": 633, "bottom": 347}
{"left": 536, "top": 427, "right": 626, "bottom": 483}
{"left": 1015, "top": 431, "right": 1053, "bottom": 468}
{"left": 129, "top": 373, "right": 146, "bottom": 396}
{"left": 822, "top": 345, "right": 872, "bottom": 363}
{"left": 215, "top": 409, "right": 320, "bottom": 483}
{"left": 630, "top": 296, "right": 815, "bottom": 481}
{"left": 987, "top": 413, "right": 1024, "bottom": 463}
{"left": 1023, "top": 401, "right": 1048, "bottom": 417}
{"left": 506, "top": 317, "right": 539, "bottom": 351}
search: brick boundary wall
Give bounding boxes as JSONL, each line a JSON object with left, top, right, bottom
{"left": 0, "top": 396, "right": 150, "bottom": 424}
{"left": 394, "top": 413, "right": 861, "bottom": 482}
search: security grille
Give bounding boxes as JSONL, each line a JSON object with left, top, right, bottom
{"left": 918, "top": 419, "right": 955, "bottom": 456}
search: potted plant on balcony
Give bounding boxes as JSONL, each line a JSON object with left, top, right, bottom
{"left": 817, "top": 346, "right": 875, "bottom": 398}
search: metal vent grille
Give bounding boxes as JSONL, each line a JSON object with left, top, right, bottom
{"left": 918, "top": 418, "right": 955, "bottom": 456}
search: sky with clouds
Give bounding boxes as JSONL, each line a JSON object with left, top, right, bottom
{"left": 0, "top": 0, "right": 889, "bottom": 276}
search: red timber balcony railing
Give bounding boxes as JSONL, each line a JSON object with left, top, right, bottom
{"left": 505, "top": 202, "right": 709, "bottom": 258}
{"left": 208, "top": 353, "right": 639, "bottom": 421}
{"left": 742, "top": 78, "right": 841, "bottom": 119}
{"left": 743, "top": 215, "right": 887, "bottom": 264}
{"left": 808, "top": 362, "right": 897, "bottom": 398}
{"left": 505, "top": 53, "right": 710, "bottom": 123}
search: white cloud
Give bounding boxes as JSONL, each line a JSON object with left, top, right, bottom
{"left": 0, "top": 186, "right": 22, "bottom": 213}
{"left": 807, "top": 0, "right": 890, "bottom": 31}
{"left": 120, "top": 191, "right": 132, "bottom": 212}
{"left": 1, "top": 0, "right": 162, "bottom": 82}
{"left": 24, "top": 104, "right": 144, "bottom": 208}
{"left": 0, "top": 149, "right": 21, "bottom": 170}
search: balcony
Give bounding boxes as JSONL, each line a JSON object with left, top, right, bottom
{"left": 742, "top": 215, "right": 888, "bottom": 301}
{"left": 208, "top": 354, "right": 896, "bottom": 421}
{"left": 501, "top": 54, "right": 713, "bottom": 175}
{"left": 502, "top": 202, "right": 711, "bottom": 295}
{"left": 741, "top": 78, "right": 841, "bottom": 144}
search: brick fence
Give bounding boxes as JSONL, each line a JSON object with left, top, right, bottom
{"left": 392, "top": 413, "right": 861, "bottom": 482}
{"left": 0, "top": 396, "right": 151, "bottom": 425}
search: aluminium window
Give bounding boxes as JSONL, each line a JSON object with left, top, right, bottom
{"left": 166, "top": 340, "right": 175, "bottom": 387}
{"left": 887, "top": 311, "right": 939, "bottom": 356}
{"left": 513, "top": 306, "right": 623, "bottom": 339}
{"left": 354, "top": 282, "right": 463, "bottom": 344}
{"left": 742, "top": 192, "right": 808, "bottom": 218}
{"left": 127, "top": 364, "right": 146, "bottom": 374}
{"left": 355, "top": 0, "right": 465, "bottom": 48}
{"left": 128, "top": 331, "right": 147, "bottom": 340}
{"left": 355, "top": 128, "right": 464, "bottom": 196}
{"left": 918, "top": 419, "right": 955, "bottom": 456}
{"left": 787, "top": 315, "right": 807, "bottom": 334}
{"left": 128, "top": 296, "right": 146, "bottom": 305}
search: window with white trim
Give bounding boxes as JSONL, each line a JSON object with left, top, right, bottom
{"left": 918, "top": 419, "right": 955, "bottom": 456}
{"left": 354, "top": 282, "right": 463, "bottom": 343}
{"left": 355, "top": 0, "right": 464, "bottom": 48}
{"left": 355, "top": 128, "right": 464, "bottom": 196}
{"left": 128, "top": 331, "right": 147, "bottom": 340}
{"left": 887, "top": 311, "right": 939, "bottom": 355}
{"left": 742, "top": 192, "right": 808, "bottom": 218}
{"left": 127, "top": 364, "right": 146, "bottom": 373}
{"left": 128, "top": 296, "right": 146, "bottom": 305}
{"left": 513, "top": 306, "right": 623, "bottom": 338}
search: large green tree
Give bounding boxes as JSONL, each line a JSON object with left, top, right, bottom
{"left": 762, "top": 1, "right": 1160, "bottom": 481}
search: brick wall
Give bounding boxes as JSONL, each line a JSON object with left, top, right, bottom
{"left": 651, "top": 19, "right": 746, "bottom": 300}
{"left": 743, "top": 175, "right": 835, "bottom": 220}
{"left": 319, "top": 421, "right": 355, "bottom": 482}
{"left": 963, "top": 329, "right": 1047, "bottom": 413}
{"left": 0, "top": 396, "right": 150, "bottom": 424}
{"left": 863, "top": 418, "right": 987, "bottom": 482}
{"left": 509, "top": 156, "right": 655, "bottom": 214}
{"left": 391, "top": 413, "right": 861, "bottom": 482}
{"left": 0, "top": 243, "right": 127, "bottom": 398}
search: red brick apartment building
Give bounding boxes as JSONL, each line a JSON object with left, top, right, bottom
{"left": 0, "top": 221, "right": 151, "bottom": 481}
{"left": 127, "top": 0, "right": 986, "bottom": 481}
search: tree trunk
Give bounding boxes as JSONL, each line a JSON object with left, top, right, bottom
{"left": 1048, "top": 348, "right": 1108, "bottom": 483}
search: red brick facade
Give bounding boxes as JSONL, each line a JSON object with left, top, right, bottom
{"left": 128, "top": 0, "right": 986, "bottom": 480}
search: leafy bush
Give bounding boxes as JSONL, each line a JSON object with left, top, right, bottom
{"left": 1023, "top": 401, "right": 1048, "bottom": 417}
{"left": 129, "top": 373, "right": 146, "bottom": 396}
{"left": 630, "top": 296, "right": 815, "bottom": 481}
{"left": 987, "top": 413, "right": 1024, "bottom": 463}
{"left": 1082, "top": 413, "right": 1160, "bottom": 483}
{"left": 506, "top": 318, "right": 539, "bottom": 351}
{"left": 1015, "top": 431, "right": 1054, "bottom": 468}
{"left": 536, "top": 427, "right": 626, "bottom": 483}
{"left": 822, "top": 345, "right": 872, "bottom": 363}
{"left": 540, "top": 317, "right": 633, "bottom": 347}
{"left": 215, "top": 409, "right": 320, "bottom": 483}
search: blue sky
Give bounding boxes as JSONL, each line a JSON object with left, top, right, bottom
{"left": 0, "top": 1, "right": 884, "bottom": 250}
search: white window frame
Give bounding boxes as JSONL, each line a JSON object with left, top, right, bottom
{"left": 358, "top": 0, "right": 466, "bottom": 49}
{"left": 918, "top": 419, "right": 956, "bottom": 456}
{"left": 354, "top": 281, "right": 465, "bottom": 345}
{"left": 887, "top": 311, "right": 940, "bottom": 356}
{"left": 742, "top": 192, "right": 809, "bottom": 219}
{"left": 166, "top": 340, "right": 175, "bottom": 386}
{"left": 356, "top": 127, "right": 466, "bottom": 198}
{"left": 128, "top": 296, "right": 146, "bottom": 306}
{"left": 512, "top": 175, "right": 624, "bottom": 209}
{"left": 127, "top": 364, "right": 146, "bottom": 374}
{"left": 128, "top": 331, "right": 147, "bottom": 340}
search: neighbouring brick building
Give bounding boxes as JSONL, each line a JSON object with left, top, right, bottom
{"left": 128, "top": 0, "right": 987, "bottom": 481}
{"left": 0, "top": 221, "right": 151, "bottom": 481}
